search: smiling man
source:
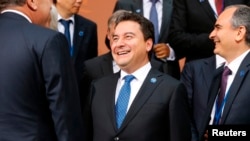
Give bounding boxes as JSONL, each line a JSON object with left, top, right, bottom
{"left": 85, "top": 12, "right": 191, "bottom": 141}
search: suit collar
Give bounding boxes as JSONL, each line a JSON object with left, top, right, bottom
{"left": 117, "top": 69, "right": 164, "bottom": 131}
{"left": 198, "top": 0, "right": 217, "bottom": 22}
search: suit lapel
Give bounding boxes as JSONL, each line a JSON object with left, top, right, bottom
{"left": 198, "top": 0, "right": 217, "bottom": 22}
{"left": 199, "top": 66, "right": 223, "bottom": 140}
{"left": 105, "top": 73, "right": 120, "bottom": 131}
{"left": 159, "top": 0, "right": 172, "bottom": 40}
{"left": 118, "top": 69, "right": 163, "bottom": 130}
{"left": 202, "top": 56, "right": 216, "bottom": 90}
{"left": 221, "top": 53, "right": 250, "bottom": 123}
{"left": 72, "top": 15, "right": 85, "bottom": 61}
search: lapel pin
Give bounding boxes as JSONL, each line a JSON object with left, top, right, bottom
{"left": 79, "top": 31, "right": 84, "bottom": 36}
{"left": 150, "top": 78, "right": 157, "bottom": 83}
{"left": 136, "top": 9, "right": 141, "bottom": 13}
{"left": 240, "top": 70, "right": 245, "bottom": 77}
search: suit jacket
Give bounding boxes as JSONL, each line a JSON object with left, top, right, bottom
{"left": 81, "top": 52, "right": 114, "bottom": 106}
{"left": 113, "top": 0, "right": 180, "bottom": 79}
{"left": 181, "top": 56, "right": 216, "bottom": 141}
{"left": 87, "top": 69, "right": 191, "bottom": 141}
{"left": 199, "top": 52, "right": 250, "bottom": 141}
{"left": 72, "top": 14, "right": 98, "bottom": 89}
{"left": 168, "top": 0, "right": 250, "bottom": 62}
{"left": 0, "top": 12, "right": 84, "bottom": 141}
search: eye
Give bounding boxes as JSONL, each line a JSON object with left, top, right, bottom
{"left": 112, "top": 36, "right": 119, "bottom": 42}
{"left": 125, "top": 35, "right": 133, "bottom": 40}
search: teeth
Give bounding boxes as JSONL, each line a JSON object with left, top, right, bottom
{"left": 117, "top": 51, "right": 129, "bottom": 55}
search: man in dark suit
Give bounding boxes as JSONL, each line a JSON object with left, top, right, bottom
{"left": 54, "top": 0, "right": 98, "bottom": 112}
{"left": 199, "top": 5, "right": 250, "bottom": 141}
{"left": 181, "top": 55, "right": 225, "bottom": 141}
{"left": 0, "top": 0, "right": 84, "bottom": 141}
{"left": 113, "top": 0, "right": 180, "bottom": 79}
{"left": 168, "top": 0, "right": 250, "bottom": 62}
{"left": 86, "top": 12, "right": 191, "bottom": 141}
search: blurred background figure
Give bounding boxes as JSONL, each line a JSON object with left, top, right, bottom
{"left": 0, "top": 0, "right": 84, "bottom": 140}
{"left": 53, "top": 0, "right": 98, "bottom": 114}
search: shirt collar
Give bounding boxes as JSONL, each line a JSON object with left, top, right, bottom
{"left": 1, "top": 9, "right": 32, "bottom": 23}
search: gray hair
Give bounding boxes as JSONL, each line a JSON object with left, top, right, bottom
{"left": 227, "top": 5, "right": 250, "bottom": 46}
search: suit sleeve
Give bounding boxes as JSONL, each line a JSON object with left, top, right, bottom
{"left": 42, "top": 33, "right": 84, "bottom": 141}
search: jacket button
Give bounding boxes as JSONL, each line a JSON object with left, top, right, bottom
{"left": 114, "top": 137, "right": 119, "bottom": 141}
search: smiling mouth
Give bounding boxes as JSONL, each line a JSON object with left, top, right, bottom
{"left": 117, "top": 50, "right": 130, "bottom": 55}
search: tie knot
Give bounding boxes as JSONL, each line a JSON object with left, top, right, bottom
{"left": 123, "top": 75, "right": 135, "bottom": 83}
{"left": 151, "top": 0, "right": 158, "bottom": 4}
{"left": 59, "top": 19, "right": 72, "bottom": 27}
{"left": 223, "top": 66, "right": 232, "bottom": 76}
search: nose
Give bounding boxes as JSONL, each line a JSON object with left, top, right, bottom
{"left": 209, "top": 29, "right": 216, "bottom": 40}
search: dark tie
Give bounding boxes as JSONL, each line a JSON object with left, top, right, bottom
{"left": 218, "top": 66, "right": 231, "bottom": 108}
{"left": 115, "top": 75, "right": 135, "bottom": 129}
{"left": 213, "top": 66, "right": 231, "bottom": 125}
{"left": 215, "top": 0, "right": 223, "bottom": 15}
{"left": 150, "top": 0, "right": 159, "bottom": 43}
{"left": 59, "top": 19, "right": 73, "bottom": 57}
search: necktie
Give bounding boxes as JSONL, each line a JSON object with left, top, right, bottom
{"left": 218, "top": 66, "right": 231, "bottom": 108}
{"left": 115, "top": 75, "right": 135, "bottom": 129}
{"left": 215, "top": 0, "right": 223, "bottom": 15}
{"left": 213, "top": 66, "right": 231, "bottom": 125}
{"left": 150, "top": 0, "right": 159, "bottom": 43}
{"left": 60, "top": 19, "right": 73, "bottom": 57}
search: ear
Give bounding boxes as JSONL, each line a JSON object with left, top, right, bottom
{"left": 235, "top": 26, "right": 246, "bottom": 42}
{"left": 146, "top": 38, "right": 153, "bottom": 52}
{"left": 27, "top": 0, "right": 38, "bottom": 11}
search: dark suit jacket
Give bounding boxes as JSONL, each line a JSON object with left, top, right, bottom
{"left": 0, "top": 12, "right": 84, "bottom": 141}
{"left": 87, "top": 69, "right": 191, "bottom": 141}
{"left": 72, "top": 14, "right": 98, "bottom": 87}
{"left": 181, "top": 56, "right": 216, "bottom": 141}
{"left": 199, "top": 52, "right": 250, "bottom": 141}
{"left": 113, "top": 0, "right": 180, "bottom": 79}
{"left": 168, "top": 0, "right": 250, "bottom": 62}
{"left": 81, "top": 52, "right": 114, "bottom": 105}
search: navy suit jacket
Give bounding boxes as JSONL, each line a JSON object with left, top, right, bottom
{"left": 81, "top": 52, "right": 114, "bottom": 105}
{"left": 87, "top": 69, "right": 191, "bottom": 141}
{"left": 72, "top": 14, "right": 98, "bottom": 87}
{"left": 113, "top": 0, "right": 180, "bottom": 79}
{"left": 169, "top": 0, "right": 250, "bottom": 62}
{"left": 199, "top": 52, "right": 250, "bottom": 140}
{"left": 0, "top": 12, "right": 84, "bottom": 141}
{"left": 181, "top": 56, "right": 216, "bottom": 141}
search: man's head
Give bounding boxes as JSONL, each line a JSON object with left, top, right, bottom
{"left": 0, "top": 0, "right": 52, "bottom": 27}
{"left": 55, "top": 0, "right": 82, "bottom": 19}
{"left": 209, "top": 4, "right": 250, "bottom": 62}
{"left": 111, "top": 12, "right": 154, "bottom": 73}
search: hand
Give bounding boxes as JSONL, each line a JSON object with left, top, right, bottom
{"left": 204, "top": 130, "right": 208, "bottom": 141}
{"left": 153, "top": 43, "right": 170, "bottom": 59}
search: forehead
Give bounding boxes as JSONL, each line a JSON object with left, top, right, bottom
{"left": 216, "top": 7, "right": 236, "bottom": 24}
{"left": 115, "top": 21, "right": 140, "bottom": 33}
